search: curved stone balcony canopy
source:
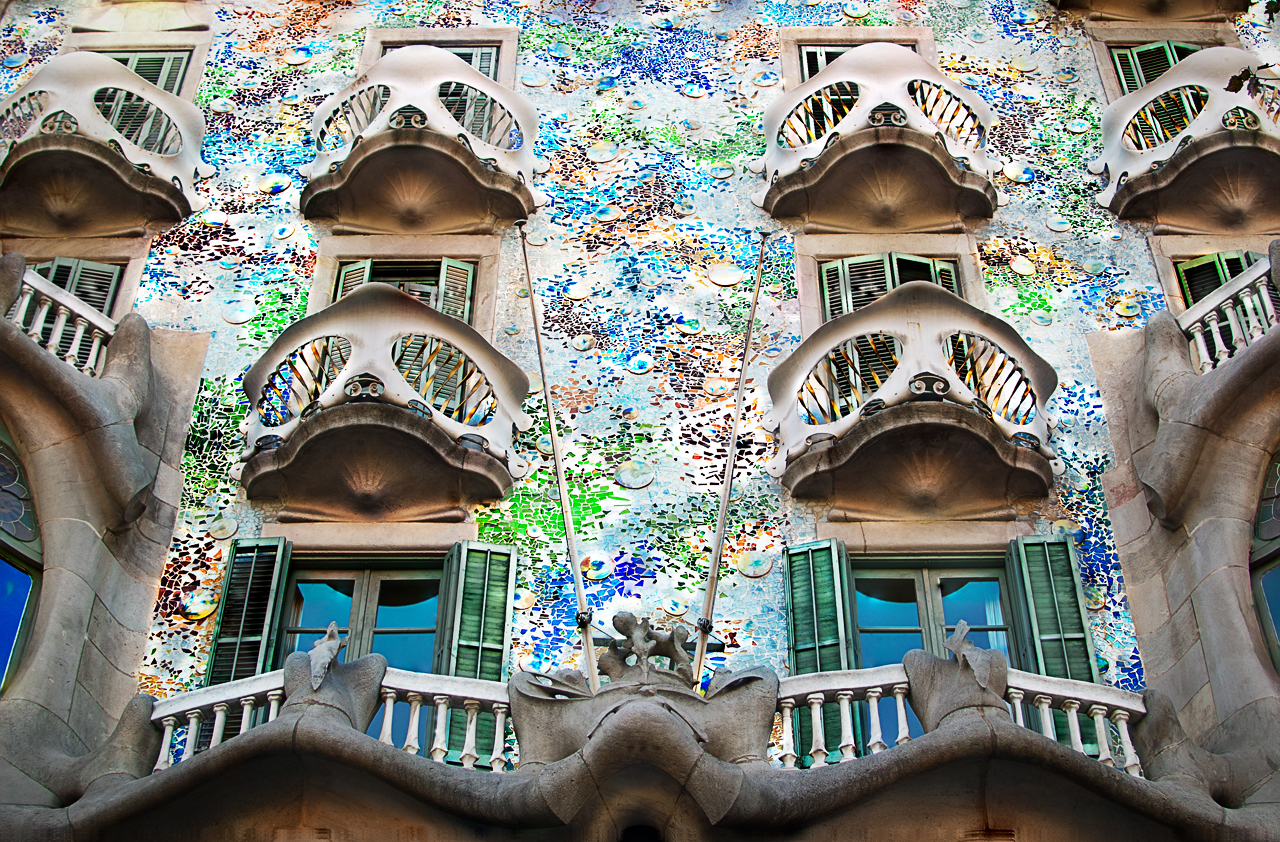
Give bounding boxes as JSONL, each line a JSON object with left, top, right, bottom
{"left": 0, "top": 51, "right": 213, "bottom": 238}
{"left": 764, "top": 282, "right": 1059, "bottom": 520}
{"left": 235, "top": 283, "right": 533, "bottom": 522}
{"left": 300, "top": 46, "right": 544, "bottom": 234}
{"left": 751, "top": 42, "right": 996, "bottom": 233}
{"left": 1089, "top": 48, "right": 1280, "bottom": 234}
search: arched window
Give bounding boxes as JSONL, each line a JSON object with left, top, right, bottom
{"left": 0, "top": 421, "right": 40, "bottom": 693}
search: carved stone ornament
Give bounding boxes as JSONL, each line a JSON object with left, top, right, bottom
{"left": 903, "top": 620, "right": 1011, "bottom": 733}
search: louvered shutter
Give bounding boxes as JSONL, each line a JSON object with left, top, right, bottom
{"left": 889, "top": 253, "right": 937, "bottom": 287}
{"left": 932, "top": 260, "right": 961, "bottom": 296}
{"left": 786, "top": 540, "right": 850, "bottom": 765}
{"left": 334, "top": 260, "right": 372, "bottom": 300}
{"left": 819, "top": 255, "right": 895, "bottom": 400}
{"left": 434, "top": 542, "right": 516, "bottom": 767}
{"left": 437, "top": 258, "right": 475, "bottom": 323}
{"left": 31, "top": 259, "right": 122, "bottom": 365}
{"left": 1112, "top": 41, "right": 1199, "bottom": 95}
{"left": 1176, "top": 252, "right": 1231, "bottom": 306}
{"left": 116, "top": 51, "right": 189, "bottom": 94}
{"left": 1005, "top": 536, "right": 1097, "bottom": 683}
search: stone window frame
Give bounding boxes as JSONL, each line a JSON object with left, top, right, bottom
{"left": 1081, "top": 21, "right": 1240, "bottom": 104}
{"left": 309, "top": 234, "right": 502, "bottom": 343}
{"left": 778, "top": 26, "right": 937, "bottom": 91}
{"left": 1146, "top": 234, "right": 1275, "bottom": 316}
{"left": 1, "top": 237, "right": 152, "bottom": 322}
{"left": 357, "top": 26, "right": 520, "bottom": 87}
{"left": 59, "top": 29, "right": 213, "bottom": 102}
{"left": 794, "top": 232, "right": 986, "bottom": 339}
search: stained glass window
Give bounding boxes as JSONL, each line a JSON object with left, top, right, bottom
{"left": 0, "top": 443, "right": 37, "bottom": 544}
{"left": 0, "top": 430, "right": 39, "bottom": 692}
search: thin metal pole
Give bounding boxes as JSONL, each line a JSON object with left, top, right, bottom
{"left": 516, "top": 221, "right": 600, "bottom": 693}
{"left": 692, "top": 231, "right": 772, "bottom": 681}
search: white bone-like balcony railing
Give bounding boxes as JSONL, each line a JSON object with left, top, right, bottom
{"left": 1177, "top": 257, "right": 1279, "bottom": 373}
{"left": 1089, "top": 48, "right": 1280, "bottom": 207}
{"left": 0, "top": 51, "right": 213, "bottom": 210}
{"left": 150, "top": 669, "right": 515, "bottom": 772}
{"left": 751, "top": 42, "right": 994, "bottom": 207}
{"left": 764, "top": 282, "right": 1059, "bottom": 477}
{"left": 235, "top": 283, "right": 533, "bottom": 478}
{"left": 301, "top": 45, "right": 540, "bottom": 194}
{"left": 776, "top": 665, "right": 1145, "bottom": 776}
{"left": 5, "top": 268, "right": 115, "bottom": 376}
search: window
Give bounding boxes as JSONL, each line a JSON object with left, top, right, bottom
{"left": 335, "top": 258, "right": 476, "bottom": 324}
{"left": 34, "top": 258, "right": 122, "bottom": 315}
{"left": 97, "top": 50, "right": 190, "bottom": 94}
{"left": 203, "top": 538, "right": 516, "bottom": 764}
{"left": 382, "top": 42, "right": 499, "bottom": 79}
{"left": 1083, "top": 22, "right": 1239, "bottom": 104}
{"left": 784, "top": 535, "right": 1096, "bottom": 764}
{"left": 1110, "top": 41, "right": 1200, "bottom": 95}
{"left": 0, "top": 424, "right": 41, "bottom": 695}
{"left": 1251, "top": 453, "right": 1280, "bottom": 675}
{"left": 819, "top": 252, "right": 960, "bottom": 321}
{"left": 62, "top": 29, "right": 211, "bottom": 103}
{"left": 778, "top": 27, "right": 936, "bottom": 90}
{"left": 358, "top": 28, "right": 519, "bottom": 87}
{"left": 1174, "top": 250, "right": 1269, "bottom": 306}
{"left": 799, "top": 42, "right": 916, "bottom": 82}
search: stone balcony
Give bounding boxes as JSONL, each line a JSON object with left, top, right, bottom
{"left": 0, "top": 51, "right": 213, "bottom": 237}
{"left": 1090, "top": 48, "right": 1280, "bottom": 234}
{"left": 750, "top": 42, "right": 996, "bottom": 233}
{"left": 1176, "top": 253, "right": 1279, "bottom": 373}
{"left": 764, "top": 282, "right": 1059, "bottom": 521}
{"left": 299, "top": 45, "right": 544, "bottom": 235}
{"left": 234, "top": 283, "right": 533, "bottom": 522}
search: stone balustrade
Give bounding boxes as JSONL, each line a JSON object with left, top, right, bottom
{"left": 763, "top": 281, "right": 1059, "bottom": 477}
{"left": 1089, "top": 47, "right": 1280, "bottom": 209}
{"left": 1176, "top": 258, "right": 1278, "bottom": 373}
{"left": 751, "top": 42, "right": 994, "bottom": 208}
{"left": 5, "top": 267, "right": 115, "bottom": 376}
{"left": 0, "top": 51, "right": 213, "bottom": 212}
{"left": 235, "top": 282, "right": 533, "bottom": 480}
{"left": 776, "top": 665, "right": 1145, "bottom": 775}
{"left": 301, "top": 45, "right": 540, "bottom": 194}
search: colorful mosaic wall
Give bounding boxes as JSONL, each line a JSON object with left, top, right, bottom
{"left": 6, "top": 0, "right": 1276, "bottom": 703}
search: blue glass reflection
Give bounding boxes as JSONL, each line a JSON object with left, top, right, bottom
{"left": 295, "top": 580, "right": 355, "bottom": 628}
{"left": 0, "top": 559, "right": 31, "bottom": 681}
{"left": 375, "top": 580, "right": 438, "bottom": 629}
{"left": 940, "top": 578, "right": 1004, "bottom": 626}
{"left": 371, "top": 632, "right": 435, "bottom": 673}
{"left": 854, "top": 579, "right": 919, "bottom": 627}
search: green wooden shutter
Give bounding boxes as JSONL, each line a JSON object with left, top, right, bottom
{"left": 888, "top": 253, "right": 937, "bottom": 287}
{"left": 105, "top": 51, "right": 190, "bottom": 94}
{"left": 34, "top": 258, "right": 121, "bottom": 315}
{"left": 205, "top": 538, "right": 291, "bottom": 688}
{"left": 438, "top": 258, "right": 475, "bottom": 324}
{"left": 932, "top": 260, "right": 961, "bottom": 296}
{"left": 334, "top": 259, "right": 372, "bottom": 300}
{"left": 434, "top": 541, "right": 516, "bottom": 767}
{"left": 1175, "top": 252, "right": 1230, "bottom": 306}
{"left": 786, "top": 540, "right": 850, "bottom": 765}
{"left": 1111, "top": 41, "right": 1198, "bottom": 95}
{"left": 1005, "top": 536, "right": 1098, "bottom": 683}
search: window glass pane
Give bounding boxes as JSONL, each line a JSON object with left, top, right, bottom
{"left": 1261, "top": 566, "right": 1280, "bottom": 644}
{"left": 854, "top": 578, "right": 919, "bottom": 627}
{"left": 292, "top": 580, "right": 355, "bottom": 629}
{"left": 371, "top": 632, "right": 435, "bottom": 673}
{"left": 940, "top": 578, "right": 1004, "bottom": 626}
{"left": 0, "top": 559, "right": 32, "bottom": 680}
{"left": 959, "top": 630, "right": 1009, "bottom": 657}
{"left": 857, "top": 631, "right": 923, "bottom": 668}
{"left": 375, "top": 579, "right": 439, "bottom": 629}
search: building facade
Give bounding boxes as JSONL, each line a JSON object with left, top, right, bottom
{"left": 0, "top": 0, "right": 1277, "bottom": 836}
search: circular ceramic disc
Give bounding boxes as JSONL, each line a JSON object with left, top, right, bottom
{"left": 615, "top": 460, "right": 655, "bottom": 489}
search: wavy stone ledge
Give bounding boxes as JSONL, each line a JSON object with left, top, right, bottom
{"left": 300, "top": 130, "right": 536, "bottom": 235}
{"left": 240, "top": 402, "right": 514, "bottom": 522}
{"left": 1109, "top": 132, "right": 1280, "bottom": 235}
{"left": 760, "top": 128, "right": 997, "bottom": 233}
{"left": 0, "top": 134, "right": 193, "bottom": 238}
{"left": 784, "top": 401, "right": 1053, "bottom": 521}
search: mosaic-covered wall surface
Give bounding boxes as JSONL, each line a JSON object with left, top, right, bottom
{"left": 7, "top": 0, "right": 1275, "bottom": 711}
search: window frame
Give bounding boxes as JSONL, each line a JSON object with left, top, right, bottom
{"left": 3, "top": 238, "right": 150, "bottom": 322}
{"left": 1082, "top": 21, "right": 1239, "bottom": 104}
{"left": 779, "top": 27, "right": 937, "bottom": 91}
{"left": 0, "top": 422, "right": 41, "bottom": 696}
{"left": 60, "top": 30, "right": 212, "bottom": 102}
{"left": 795, "top": 233, "right": 986, "bottom": 339}
{"left": 1147, "top": 235, "right": 1276, "bottom": 316}
{"left": 358, "top": 27, "right": 520, "bottom": 87}
{"left": 1251, "top": 546, "right": 1280, "bottom": 678}
{"left": 311, "top": 235, "right": 501, "bottom": 342}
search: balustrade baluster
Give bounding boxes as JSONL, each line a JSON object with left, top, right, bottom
{"left": 210, "top": 702, "right": 229, "bottom": 747}
{"left": 1256, "top": 278, "right": 1278, "bottom": 327}
{"left": 489, "top": 703, "right": 509, "bottom": 772}
{"left": 64, "top": 317, "right": 87, "bottom": 366}
{"left": 1206, "top": 313, "right": 1230, "bottom": 363}
{"left": 1239, "top": 291, "right": 1264, "bottom": 340}
{"left": 1062, "top": 700, "right": 1085, "bottom": 753}
{"left": 1088, "top": 705, "right": 1114, "bottom": 767}
{"left": 430, "top": 695, "right": 450, "bottom": 762}
{"left": 403, "top": 692, "right": 423, "bottom": 755}
{"left": 460, "top": 700, "right": 481, "bottom": 769}
{"left": 267, "top": 689, "right": 284, "bottom": 721}
{"left": 12, "top": 285, "right": 33, "bottom": 329}
{"left": 154, "top": 716, "right": 177, "bottom": 772}
{"left": 1034, "top": 695, "right": 1056, "bottom": 741}
{"left": 836, "top": 690, "right": 856, "bottom": 762}
{"left": 1189, "top": 324, "right": 1213, "bottom": 374}
{"left": 28, "top": 295, "right": 51, "bottom": 342}
{"left": 778, "top": 699, "right": 797, "bottom": 769}
{"left": 865, "top": 688, "right": 887, "bottom": 754}
{"left": 806, "top": 693, "right": 828, "bottom": 765}
{"left": 1222, "top": 302, "right": 1248, "bottom": 350}
{"left": 1111, "top": 710, "right": 1141, "bottom": 777}
{"left": 378, "top": 688, "right": 398, "bottom": 746}
{"left": 1006, "top": 688, "right": 1025, "bottom": 728}
{"left": 45, "top": 304, "right": 69, "bottom": 353}
{"left": 239, "top": 697, "right": 256, "bottom": 735}
{"left": 183, "top": 710, "right": 204, "bottom": 761}
{"left": 892, "top": 684, "right": 911, "bottom": 746}
{"left": 85, "top": 330, "right": 105, "bottom": 376}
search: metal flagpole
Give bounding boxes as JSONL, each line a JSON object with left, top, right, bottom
{"left": 516, "top": 220, "right": 600, "bottom": 693}
{"left": 692, "top": 231, "right": 772, "bottom": 681}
